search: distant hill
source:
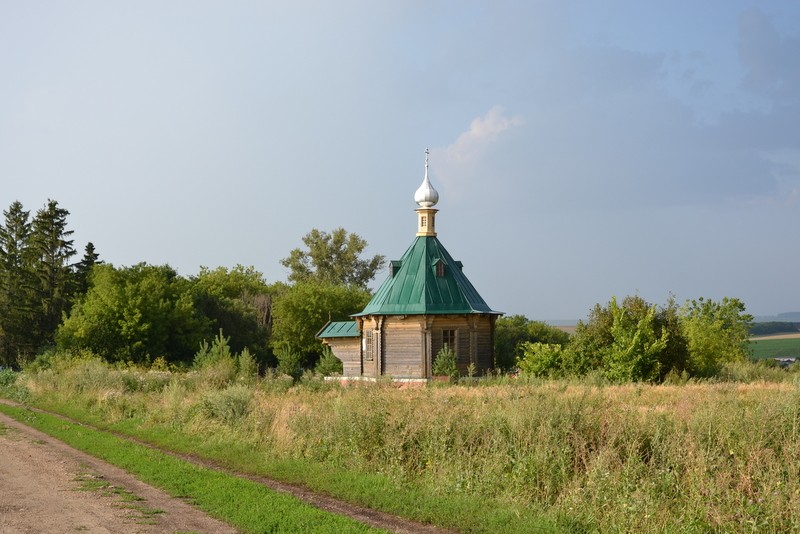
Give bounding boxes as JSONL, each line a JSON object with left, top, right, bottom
{"left": 754, "top": 312, "right": 800, "bottom": 323}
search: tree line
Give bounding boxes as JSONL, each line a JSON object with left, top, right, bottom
{"left": 2, "top": 198, "right": 756, "bottom": 382}
{"left": 0, "top": 200, "right": 382, "bottom": 374}
{"left": 500, "top": 295, "right": 753, "bottom": 382}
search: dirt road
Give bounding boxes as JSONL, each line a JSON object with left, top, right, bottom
{"left": 0, "top": 411, "right": 239, "bottom": 534}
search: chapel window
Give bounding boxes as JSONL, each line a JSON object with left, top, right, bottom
{"left": 364, "top": 330, "right": 374, "bottom": 361}
{"left": 442, "top": 329, "right": 456, "bottom": 352}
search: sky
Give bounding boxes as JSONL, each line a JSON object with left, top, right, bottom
{"left": 1, "top": 1, "right": 799, "bottom": 321}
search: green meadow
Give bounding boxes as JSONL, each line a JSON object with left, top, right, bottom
{"left": 4, "top": 357, "right": 800, "bottom": 533}
{"left": 749, "top": 336, "right": 800, "bottom": 360}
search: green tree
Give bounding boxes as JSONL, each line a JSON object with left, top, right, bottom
{"left": 73, "top": 242, "right": 101, "bottom": 296}
{"left": 274, "top": 342, "right": 304, "bottom": 381}
{"left": 563, "top": 295, "right": 688, "bottom": 380}
{"left": 0, "top": 201, "right": 36, "bottom": 365}
{"left": 562, "top": 303, "right": 614, "bottom": 376}
{"left": 681, "top": 297, "right": 752, "bottom": 377}
{"left": 494, "top": 315, "right": 569, "bottom": 371}
{"left": 57, "top": 263, "right": 208, "bottom": 364}
{"left": 603, "top": 297, "right": 669, "bottom": 382}
{"left": 191, "top": 265, "right": 276, "bottom": 364}
{"left": 29, "top": 200, "right": 76, "bottom": 349}
{"left": 658, "top": 296, "right": 690, "bottom": 378}
{"left": 270, "top": 281, "right": 371, "bottom": 368}
{"left": 280, "top": 228, "right": 385, "bottom": 289}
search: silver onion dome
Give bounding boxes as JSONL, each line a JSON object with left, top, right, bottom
{"left": 414, "top": 148, "right": 439, "bottom": 207}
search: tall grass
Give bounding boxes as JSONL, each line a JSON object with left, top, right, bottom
{"left": 9, "top": 353, "right": 800, "bottom": 533}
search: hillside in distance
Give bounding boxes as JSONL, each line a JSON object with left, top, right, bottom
{"left": 754, "top": 312, "right": 800, "bottom": 323}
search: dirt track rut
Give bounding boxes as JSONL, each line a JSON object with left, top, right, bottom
{"left": 0, "top": 402, "right": 452, "bottom": 533}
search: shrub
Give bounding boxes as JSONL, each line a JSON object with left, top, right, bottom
{"left": 200, "top": 384, "right": 253, "bottom": 424}
{"left": 237, "top": 347, "right": 258, "bottom": 382}
{"left": 315, "top": 346, "right": 343, "bottom": 376}
{"left": 564, "top": 295, "right": 687, "bottom": 381}
{"left": 274, "top": 342, "right": 304, "bottom": 381}
{"left": 716, "top": 359, "right": 797, "bottom": 383}
{"left": 494, "top": 315, "right": 570, "bottom": 371}
{"left": 603, "top": 298, "right": 668, "bottom": 382}
{"left": 432, "top": 345, "right": 458, "bottom": 382}
{"left": 681, "top": 297, "right": 752, "bottom": 377}
{"left": 0, "top": 368, "right": 16, "bottom": 387}
{"left": 517, "top": 342, "right": 564, "bottom": 377}
{"left": 193, "top": 330, "right": 233, "bottom": 369}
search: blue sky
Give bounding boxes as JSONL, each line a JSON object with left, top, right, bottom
{"left": 1, "top": 1, "right": 799, "bottom": 320}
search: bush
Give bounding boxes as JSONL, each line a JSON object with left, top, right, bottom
{"left": 193, "top": 330, "right": 233, "bottom": 369}
{"left": 681, "top": 297, "right": 752, "bottom": 377}
{"left": 716, "top": 359, "right": 798, "bottom": 383}
{"left": 517, "top": 342, "right": 564, "bottom": 377}
{"left": 0, "top": 368, "right": 17, "bottom": 387}
{"left": 494, "top": 315, "right": 570, "bottom": 371}
{"left": 432, "top": 345, "right": 458, "bottom": 382}
{"left": 270, "top": 281, "right": 370, "bottom": 362}
{"left": 237, "top": 347, "right": 259, "bottom": 382}
{"left": 315, "top": 346, "right": 343, "bottom": 376}
{"left": 200, "top": 384, "right": 253, "bottom": 424}
{"left": 603, "top": 298, "right": 668, "bottom": 382}
{"left": 275, "top": 343, "right": 304, "bottom": 381}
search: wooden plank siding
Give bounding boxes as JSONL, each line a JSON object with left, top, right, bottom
{"left": 328, "top": 314, "right": 497, "bottom": 379}
{"left": 323, "top": 338, "right": 361, "bottom": 377}
{"left": 430, "top": 316, "right": 465, "bottom": 365}
{"left": 476, "top": 318, "right": 495, "bottom": 372}
{"left": 428, "top": 315, "right": 495, "bottom": 377}
{"left": 382, "top": 318, "right": 425, "bottom": 378}
{"left": 358, "top": 317, "right": 379, "bottom": 378}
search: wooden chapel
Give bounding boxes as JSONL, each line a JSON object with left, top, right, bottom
{"left": 317, "top": 150, "right": 501, "bottom": 379}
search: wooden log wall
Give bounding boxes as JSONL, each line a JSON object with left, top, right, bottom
{"left": 325, "top": 338, "right": 362, "bottom": 377}
{"left": 382, "top": 317, "right": 426, "bottom": 378}
{"left": 336, "top": 314, "right": 497, "bottom": 379}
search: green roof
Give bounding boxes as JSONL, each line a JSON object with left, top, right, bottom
{"left": 317, "top": 321, "right": 360, "bottom": 338}
{"left": 354, "top": 236, "right": 500, "bottom": 316}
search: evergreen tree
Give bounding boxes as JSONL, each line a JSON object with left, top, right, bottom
{"left": 0, "top": 201, "right": 35, "bottom": 365}
{"left": 74, "top": 241, "right": 101, "bottom": 296}
{"left": 29, "top": 200, "right": 76, "bottom": 350}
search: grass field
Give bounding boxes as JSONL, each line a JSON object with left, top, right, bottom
{"left": 5, "top": 356, "right": 800, "bottom": 533}
{"left": 749, "top": 334, "right": 800, "bottom": 360}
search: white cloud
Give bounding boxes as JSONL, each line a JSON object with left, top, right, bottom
{"left": 430, "top": 106, "right": 523, "bottom": 192}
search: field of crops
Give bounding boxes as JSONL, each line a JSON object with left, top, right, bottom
{"left": 749, "top": 334, "right": 800, "bottom": 360}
